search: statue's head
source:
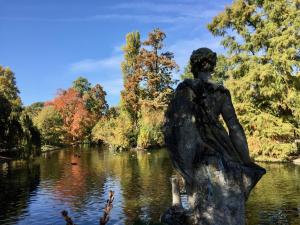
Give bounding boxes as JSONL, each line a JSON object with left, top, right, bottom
{"left": 190, "top": 48, "right": 217, "bottom": 78}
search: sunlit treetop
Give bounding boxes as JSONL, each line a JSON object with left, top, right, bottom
{"left": 0, "top": 66, "right": 22, "bottom": 109}
{"left": 208, "top": 0, "right": 300, "bottom": 118}
{"left": 72, "top": 76, "right": 92, "bottom": 97}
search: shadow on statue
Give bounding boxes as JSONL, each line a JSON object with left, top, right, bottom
{"left": 162, "top": 48, "right": 266, "bottom": 225}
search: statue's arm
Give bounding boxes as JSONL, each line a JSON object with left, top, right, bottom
{"left": 221, "top": 91, "right": 251, "bottom": 163}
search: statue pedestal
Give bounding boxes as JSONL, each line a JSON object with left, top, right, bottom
{"left": 161, "top": 155, "right": 265, "bottom": 225}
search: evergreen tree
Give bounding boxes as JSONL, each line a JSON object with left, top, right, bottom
{"left": 208, "top": 0, "right": 300, "bottom": 161}
{"left": 180, "top": 63, "right": 193, "bottom": 80}
{"left": 212, "top": 55, "right": 230, "bottom": 84}
{"left": 121, "top": 31, "right": 141, "bottom": 83}
{"left": 180, "top": 55, "right": 229, "bottom": 82}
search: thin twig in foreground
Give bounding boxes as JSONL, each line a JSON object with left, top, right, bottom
{"left": 100, "top": 190, "right": 115, "bottom": 225}
{"left": 61, "top": 210, "right": 75, "bottom": 225}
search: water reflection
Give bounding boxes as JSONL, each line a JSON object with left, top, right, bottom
{"left": 246, "top": 163, "right": 300, "bottom": 225}
{"left": 0, "top": 148, "right": 300, "bottom": 225}
{"left": 0, "top": 162, "right": 40, "bottom": 224}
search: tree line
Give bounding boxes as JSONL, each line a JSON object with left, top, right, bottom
{"left": 0, "top": 0, "right": 299, "bottom": 161}
{"left": 0, "top": 28, "right": 177, "bottom": 156}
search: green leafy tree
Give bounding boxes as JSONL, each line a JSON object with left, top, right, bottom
{"left": 180, "top": 55, "right": 229, "bottom": 82}
{"left": 212, "top": 55, "right": 230, "bottom": 83}
{"left": 92, "top": 108, "right": 134, "bottom": 150}
{"left": 0, "top": 93, "right": 12, "bottom": 149}
{"left": 84, "top": 84, "right": 108, "bottom": 120}
{"left": 180, "top": 63, "right": 193, "bottom": 80}
{"left": 34, "top": 106, "right": 64, "bottom": 146}
{"left": 121, "top": 31, "right": 141, "bottom": 83}
{"left": 208, "top": 0, "right": 300, "bottom": 161}
{"left": 18, "top": 111, "right": 41, "bottom": 157}
{"left": 72, "top": 76, "right": 91, "bottom": 96}
{"left": 0, "top": 66, "right": 22, "bottom": 109}
{"left": 24, "top": 102, "right": 44, "bottom": 119}
{"left": 137, "top": 106, "right": 165, "bottom": 149}
{"left": 0, "top": 66, "right": 41, "bottom": 156}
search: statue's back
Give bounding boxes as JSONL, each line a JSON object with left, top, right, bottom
{"left": 163, "top": 79, "right": 266, "bottom": 225}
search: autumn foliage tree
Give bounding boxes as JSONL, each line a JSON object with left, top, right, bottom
{"left": 93, "top": 28, "right": 178, "bottom": 149}
{"left": 42, "top": 77, "right": 108, "bottom": 145}
{"left": 138, "top": 29, "right": 178, "bottom": 108}
{"left": 136, "top": 29, "right": 178, "bottom": 148}
{"left": 47, "top": 88, "right": 93, "bottom": 144}
{"left": 120, "top": 31, "right": 141, "bottom": 126}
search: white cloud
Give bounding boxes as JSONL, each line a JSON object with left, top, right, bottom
{"left": 69, "top": 54, "right": 124, "bottom": 106}
{"left": 70, "top": 55, "right": 123, "bottom": 73}
{"left": 1, "top": 14, "right": 199, "bottom": 24}
{"left": 90, "top": 14, "right": 186, "bottom": 23}
{"left": 101, "top": 78, "right": 123, "bottom": 96}
{"left": 110, "top": 2, "right": 222, "bottom": 19}
{"left": 1, "top": 1, "right": 222, "bottom": 24}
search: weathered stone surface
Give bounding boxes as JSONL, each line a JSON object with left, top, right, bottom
{"left": 162, "top": 48, "right": 266, "bottom": 225}
{"left": 184, "top": 156, "right": 264, "bottom": 225}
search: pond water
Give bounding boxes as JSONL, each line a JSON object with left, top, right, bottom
{"left": 0, "top": 148, "right": 300, "bottom": 225}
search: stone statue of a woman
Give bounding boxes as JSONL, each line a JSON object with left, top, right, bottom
{"left": 163, "top": 48, "right": 266, "bottom": 225}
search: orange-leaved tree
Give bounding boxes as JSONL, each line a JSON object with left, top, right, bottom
{"left": 47, "top": 88, "right": 93, "bottom": 144}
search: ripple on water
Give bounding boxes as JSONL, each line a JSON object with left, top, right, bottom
{"left": 1, "top": 149, "right": 300, "bottom": 225}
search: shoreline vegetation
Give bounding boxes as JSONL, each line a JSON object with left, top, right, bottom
{"left": 1, "top": 145, "right": 300, "bottom": 165}
{"left": 1, "top": 1, "right": 299, "bottom": 162}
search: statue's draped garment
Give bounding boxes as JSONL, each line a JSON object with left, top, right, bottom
{"left": 164, "top": 79, "right": 265, "bottom": 196}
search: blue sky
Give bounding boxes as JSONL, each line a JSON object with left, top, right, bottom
{"left": 0, "top": 0, "right": 231, "bottom": 106}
